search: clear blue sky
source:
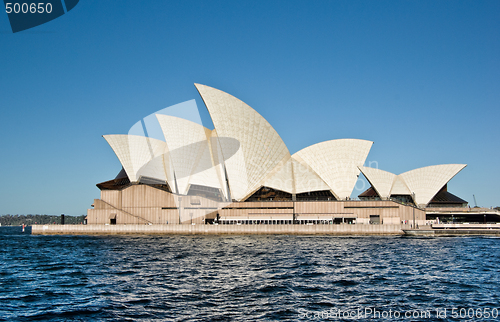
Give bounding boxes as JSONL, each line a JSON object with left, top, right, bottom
{"left": 1, "top": 0, "right": 499, "bottom": 215}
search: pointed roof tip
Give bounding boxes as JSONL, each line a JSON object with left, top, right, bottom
{"left": 292, "top": 138, "right": 373, "bottom": 155}
{"left": 156, "top": 114, "right": 212, "bottom": 134}
{"left": 194, "top": 83, "right": 210, "bottom": 96}
{"left": 358, "top": 165, "right": 395, "bottom": 174}
{"left": 195, "top": 82, "right": 291, "bottom": 200}
{"left": 402, "top": 163, "right": 468, "bottom": 174}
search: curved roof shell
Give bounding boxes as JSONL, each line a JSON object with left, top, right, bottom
{"left": 195, "top": 83, "right": 291, "bottom": 201}
{"left": 260, "top": 155, "right": 332, "bottom": 194}
{"left": 103, "top": 135, "right": 168, "bottom": 183}
{"left": 400, "top": 164, "right": 466, "bottom": 206}
{"left": 358, "top": 166, "right": 396, "bottom": 199}
{"left": 102, "top": 84, "right": 467, "bottom": 206}
{"left": 360, "top": 164, "right": 467, "bottom": 206}
{"left": 261, "top": 157, "right": 294, "bottom": 194}
{"left": 210, "top": 129, "right": 230, "bottom": 200}
{"left": 156, "top": 115, "right": 224, "bottom": 197}
{"left": 294, "top": 139, "right": 373, "bottom": 200}
{"left": 291, "top": 157, "right": 333, "bottom": 194}
{"left": 390, "top": 176, "right": 411, "bottom": 195}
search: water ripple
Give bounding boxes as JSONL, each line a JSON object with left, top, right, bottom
{"left": 1, "top": 228, "right": 500, "bottom": 321}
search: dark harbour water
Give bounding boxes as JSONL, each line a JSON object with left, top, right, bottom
{"left": 1, "top": 227, "right": 500, "bottom": 321}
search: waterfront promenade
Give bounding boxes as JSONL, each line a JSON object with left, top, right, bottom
{"left": 32, "top": 224, "right": 406, "bottom": 235}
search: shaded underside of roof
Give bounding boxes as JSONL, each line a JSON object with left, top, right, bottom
{"left": 114, "top": 167, "right": 128, "bottom": 180}
{"left": 97, "top": 168, "right": 172, "bottom": 192}
{"left": 358, "top": 186, "right": 379, "bottom": 198}
{"left": 429, "top": 190, "right": 467, "bottom": 204}
{"left": 187, "top": 184, "right": 224, "bottom": 202}
{"left": 245, "top": 186, "right": 293, "bottom": 202}
{"left": 96, "top": 176, "right": 131, "bottom": 190}
{"left": 295, "top": 190, "right": 337, "bottom": 201}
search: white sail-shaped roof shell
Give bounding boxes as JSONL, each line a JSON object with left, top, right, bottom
{"left": 156, "top": 115, "right": 224, "bottom": 197}
{"left": 400, "top": 164, "right": 467, "bottom": 206}
{"left": 294, "top": 139, "right": 373, "bottom": 200}
{"left": 261, "top": 156, "right": 332, "bottom": 195}
{"left": 195, "top": 83, "right": 291, "bottom": 201}
{"left": 103, "top": 135, "right": 168, "bottom": 183}
{"left": 390, "top": 176, "right": 411, "bottom": 195}
{"left": 188, "top": 128, "right": 224, "bottom": 193}
{"left": 359, "top": 164, "right": 466, "bottom": 206}
{"left": 358, "top": 166, "right": 396, "bottom": 199}
{"left": 260, "top": 156, "right": 343, "bottom": 196}
{"left": 210, "top": 129, "right": 230, "bottom": 200}
{"left": 261, "top": 157, "right": 294, "bottom": 194}
{"left": 291, "top": 157, "right": 333, "bottom": 194}
{"left": 102, "top": 84, "right": 467, "bottom": 207}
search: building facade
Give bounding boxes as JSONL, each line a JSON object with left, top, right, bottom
{"left": 87, "top": 84, "right": 465, "bottom": 226}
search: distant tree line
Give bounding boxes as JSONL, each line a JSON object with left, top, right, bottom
{"left": 0, "top": 214, "right": 86, "bottom": 226}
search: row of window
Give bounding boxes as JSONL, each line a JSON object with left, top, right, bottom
{"left": 216, "top": 219, "right": 357, "bottom": 225}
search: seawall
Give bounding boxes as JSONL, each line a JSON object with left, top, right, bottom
{"left": 32, "top": 224, "right": 405, "bottom": 235}
{"left": 404, "top": 223, "right": 500, "bottom": 236}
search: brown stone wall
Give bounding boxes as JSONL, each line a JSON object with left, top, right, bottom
{"left": 100, "top": 190, "right": 121, "bottom": 208}
{"left": 121, "top": 185, "right": 177, "bottom": 208}
{"left": 88, "top": 185, "right": 428, "bottom": 225}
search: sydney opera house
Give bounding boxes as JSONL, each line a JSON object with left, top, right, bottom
{"left": 87, "top": 84, "right": 468, "bottom": 226}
